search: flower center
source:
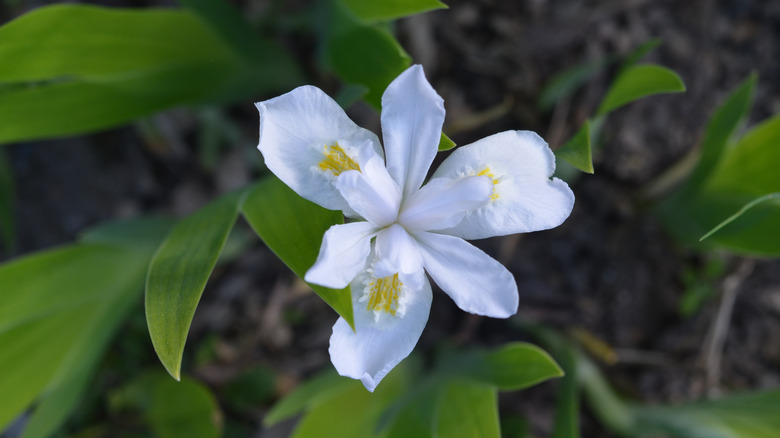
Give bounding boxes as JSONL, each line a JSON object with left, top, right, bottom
{"left": 364, "top": 273, "right": 404, "bottom": 319}
{"left": 476, "top": 167, "right": 500, "bottom": 201}
{"left": 318, "top": 143, "right": 359, "bottom": 176}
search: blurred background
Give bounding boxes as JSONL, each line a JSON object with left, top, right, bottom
{"left": 1, "top": 0, "right": 779, "bottom": 436}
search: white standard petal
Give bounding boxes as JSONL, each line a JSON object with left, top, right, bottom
{"left": 381, "top": 65, "right": 445, "bottom": 198}
{"left": 373, "top": 223, "right": 423, "bottom": 279}
{"left": 334, "top": 155, "right": 401, "bottom": 227}
{"left": 256, "top": 85, "right": 383, "bottom": 214}
{"left": 398, "top": 176, "right": 493, "bottom": 233}
{"left": 415, "top": 231, "right": 518, "bottom": 318}
{"left": 304, "top": 222, "right": 378, "bottom": 289}
{"left": 432, "top": 130, "right": 575, "bottom": 240}
{"left": 329, "top": 269, "right": 432, "bottom": 392}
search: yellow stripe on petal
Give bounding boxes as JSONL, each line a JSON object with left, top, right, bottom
{"left": 366, "top": 273, "right": 402, "bottom": 316}
{"left": 319, "top": 143, "right": 359, "bottom": 176}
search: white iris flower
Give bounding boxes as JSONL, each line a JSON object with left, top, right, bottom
{"left": 256, "top": 65, "right": 574, "bottom": 392}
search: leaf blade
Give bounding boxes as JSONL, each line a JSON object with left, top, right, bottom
{"left": 597, "top": 64, "right": 685, "bottom": 116}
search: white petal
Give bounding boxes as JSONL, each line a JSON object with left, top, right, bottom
{"left": 399, "top": 176, "right": 492, "bottom": 233}
{"left": 415, "top": 231, "right": 518, "bottom": 318}
{"left": 330, "top": 271, "right": 432, "bottom": 392}
{"left": 432, "top": 130, "right": 574, "bottom": 239}
{"left": 373, "top": 224, "right": 423, "bottom": 279}
{"left": 381, "top": 65, "right": 445, "bottom": 198}
{"left": 333, "top": 155, "right": 401, "bottom": 227}
{"left": 304, "top": 222, "right": 378, "bottom": 289}
{"left": 257, "top": 86, "right": 383, "bottom": 214}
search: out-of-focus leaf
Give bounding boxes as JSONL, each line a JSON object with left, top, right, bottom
{"left": 265, "top": 371, "right": 353, "bottom": 426}
{"left": 146, "top": 191, "right": 245, "bottom": 380}
{"left": 458, "top": 342, "right": 563, "bottom": 391}
{"left": 435, "top": 381, "right": 500, "bottom": 438}
{"left": 80, "top": 216, "right": 176, "bottom": 254}
{"left": 379, "top": 380, "right": 439, "bottom": 438}
{"left": 111, "top": 372, "right": 221, "bottom": 438}
{"left": 438, "top": 132, "right": 456, "bottom": 151}
{"left": 0, "top": 148, "right": 14, "bottom": 253}
{"left": 341, "top": 0, "right": 447, "bottom": 22}
{"left": 686, "top": 74, "right": 757, "bottom": 192}
{"left": 555, "top": 121, "right": 594, "bottom": 174}
{"left": 242, "top": 177, "right": 353, "bottom": 327}
{"left": 0, "top": 5, "right": 299, "bottom": 144}
{"left": 175, "top": 0, "right": 268, "bottom": 60}
{"left": 597, "top": 64, "right": 685, "bottom": 115}
{"left": 699, "top": 193, "right": 780, "bottom": 242}
{"left": 551, "top": 349, "right": 580, "bottom": 438}
{"left": 539, "top": 59, "right": 609, "bottom": 111}
{"left": 323, "top": 0, "right": 411, "bottom": 108}
{"left": 633, "top": 390, "right": 780, "bottom": 438}
{"left": 618, "top": 38, "right": 661, "bottom": 73}
{"left": 335, "top": 83, "right": 369, "bottom": 108}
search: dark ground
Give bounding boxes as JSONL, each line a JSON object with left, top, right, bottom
{"left": 2, "top": 0, "right": 780, "bottom": 436}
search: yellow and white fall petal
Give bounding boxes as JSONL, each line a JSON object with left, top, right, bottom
{"left": 381, "top": 65, "right": 446, "bottom": 199}
{"left": 256, "top": 85, "right": 383, "bottom": 215}
{"left": 329, "top": 268, "right": 432, "bottom": 392}
{"left": 304, "top": 221, "right": 378, "bottom": 289}
{"left": 432, "top": 130, "right": 575, "bottom": 240}
{"left": 415, "top": 231, "right": 518, "bottom": 318}
{"left": 399, "top": 175, "right": 493, "bottom": 233}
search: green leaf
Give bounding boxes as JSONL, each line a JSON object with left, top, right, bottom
{"left": 323, "top": 0, "right": 411, "bottom": 109}
{"left": 551, "top": 349, "right": 580, "bottom": 438}
{"left": 555, "top": 121, "right": 594, "bottom": 174}
{"left": 0, "top": 237, "right": 155, "bottom": 431}
{"left": 618, "top": 38, "right": 661, "bottom": 73}
{"left": 341, "top": 0, "right": 447, "bottom": 22}
{"left": 264, "top": 371, "right": 354, "bottom": 426}
{"left": 438, "top": 132, "right": 456, "bottom": 151}
{"left": 0, "top": 5, "right": 298, "bottom": 144}
{"left": 633, "top": 390, "right": 780, "bottom": 438}
{"left": 242, "top": 177, "right": 354, "bottom": 327}
{"left": 458, "top": 342, "right": 563, "bottom": 391}
{"left": 539, "top": 59, "right": 609, "bottom": 111}
{"left": 686, "top": 74, "right": 757, "bottom": 192}
{"left": 146, "top": 191, "right": 245, "bottom": 380}
{"left": 699, "top": 193, "right": 780, "bottom": 242}
{"left": 597, "top": 64, "right": 685, "bottom": 116}
{"left": 0, "top": 148, "right": 15, "bottom": 253}
{"left": 435, "top": 381, "right": 500, "bottom": 438}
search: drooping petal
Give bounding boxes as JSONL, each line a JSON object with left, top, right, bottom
{"left": 399, "top": 176, "right": 493, "bottom": 233}
{"left": 432, "top": 130, "right": 575, "bottom": 240}
{"left": 373, "top": 224, "right": 423, "bottom": 279}
{"left": 381, "top": 65, "right": 445, "bottom": 198}
{"left": 304, "top": 221, "right": 378, "bottom": 289}
{"left": 257, "top": 86, "right": 383, "bottom": 214}
{"left": 334, "top": 155, "right": 401, "bottom": 227}
{"left": 415, "top": 231, "right": 518, "bottom": 318}
{"left": 330, "top": 269, "right": 432, "bottom": 392}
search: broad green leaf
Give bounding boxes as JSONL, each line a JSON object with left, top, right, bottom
{"left": 146, "top": 191, "right": 245, "bottom": 380}
{"left": 264, "top": 371, "right": 354, "bottom": 426}
{"left": 80, "top": 216, "right": 176, "bottom": 254}
{"left": 699, "top": 193, "right": 780, "bottom": 242}
{"left": 686, "top": 74, "right": 757, "bottom": 192}
{"left": 0, "top": 5, "right": 299, "bottom": 144}
{"left": 379, "top": 380, "right": 440, "bottom": 438}
{"left": 438, "top": 132, "right": 456, "bottom": 151}
{"left": 435, "top": 381, "right": 500, "bottom": 438}
{"left": 323, "top": 0, "right": 411, "bottom": 108}
{"left": 0, "top": 148, "right": 14, "bottom": 253}
{"left": 458, "top": 342, "right": 563, "bottom": 391}
{"left": 597, "top": 64, "right": 685, "bottom": 115}
{"left": 242, "top": 177, "right": 353, "bottom": 327}
{"left": 633, "top": 390, "right": 780, "bottom": 438}
{"left": 341, "top": 0, "right": 447, "bottom": 22}
{"left": 555, "top": 121, "right": 594, "bottom": 174}
{"left": 0, "top": 240, "right": 152, "bottom": 431}
{"left": 539, "top": 59, "right": 609, "bottom": 111}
